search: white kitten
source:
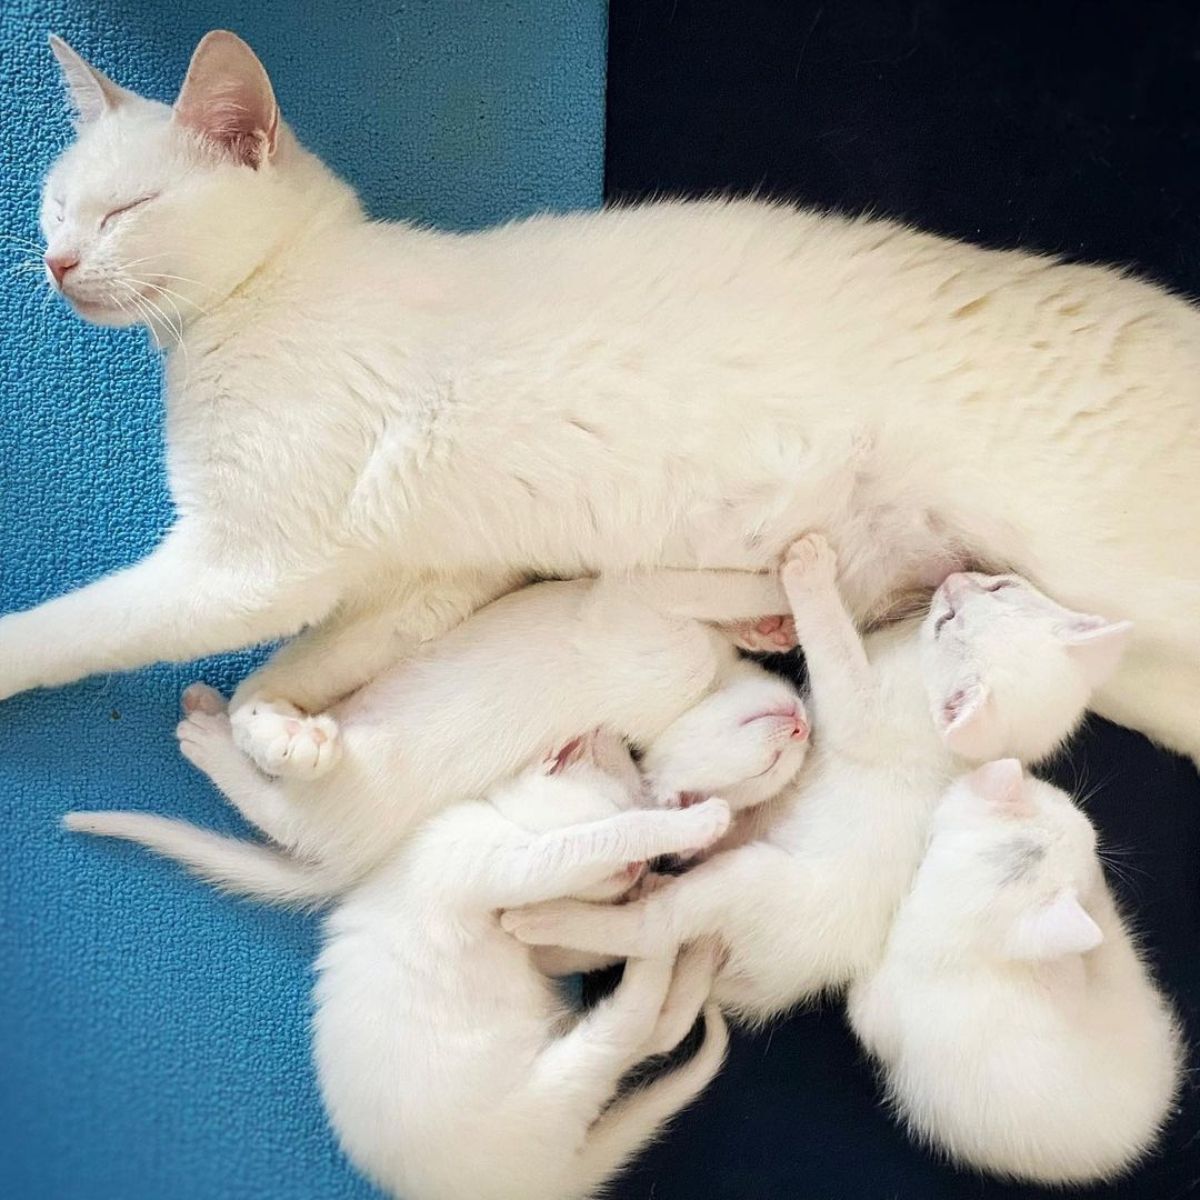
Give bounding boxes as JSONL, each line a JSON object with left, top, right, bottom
{"left": 5, "top": 32, "right": 1199, "bottom": 770}
{"left": 68, "top": 687, "right": 810, "bottom": 1200}
{"left": 502, "top": 534, "right": 1131, "bottom": 1025}
{"left": 66, "top": 569, "right": 801, "bottom": 901}
{"left": 848, "top": 760, "right": 1182, "bottom": 1185}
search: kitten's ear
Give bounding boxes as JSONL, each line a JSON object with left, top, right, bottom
{"left": 173, "top": 30, "right": 279, "bottom": 168}
{"left": 1006, "top": 889, "right": 1104, "bottom": 960}
{"left": 49, "top": 36, "right": 131, "bottom": 122}
{"left": 543, "top": 732, "right": 597, "bottom": 776}
{"left": 1057, "top": 616, "right": 1133, "bottom": 689}
{"left": 965, "top": 758, "right": 1031, "bottom": 817}
{"left": 937, "top": 680, "right": 996, "bottom": 760}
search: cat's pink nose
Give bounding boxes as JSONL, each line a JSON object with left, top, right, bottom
{"left": 45, "top": 252, "right": 79, "bottom": 288}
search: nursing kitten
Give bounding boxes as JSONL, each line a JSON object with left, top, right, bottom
{"left": 66, "top": 570, "right": 801, "bottom": 901}
{"left": 5, "top": 32, "right": 1199, "bottom": 770}
{"left": 69, "top": 690, "right": 810, "bottom": 1200}
{"left": 502, "top": 534, "right": 1131, "bottom": 1025}
{"left": 848, "top": 760, "right": 1182, "bottom": 1185}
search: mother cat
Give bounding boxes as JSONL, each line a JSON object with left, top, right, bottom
{"left": 7, "top": 30, "right": 1198, "bottom": 767}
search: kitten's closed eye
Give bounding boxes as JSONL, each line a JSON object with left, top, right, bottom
{"left": 984, "top": 579, "right": 1014, "bottom": 593}
{"left": 100, "top": 193, "right": 159, "bottom": 229}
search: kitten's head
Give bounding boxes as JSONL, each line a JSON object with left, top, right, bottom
{"left": 642, "top": 666, "right": 809, "bottom": 812}
{"left": 919, "top": 572, "right": 1131, "bottom": 764}
{"left": 41, "top": 32, "right": 349, "bottom": 332}
{"left": 924, "top": 760, "right": 1105, "bottom": 961}
{"left": 491, "top": 731, "right": 648, "bottom": 902}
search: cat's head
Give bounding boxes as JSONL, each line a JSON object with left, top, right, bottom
{"left": 919, "top": 572, "right": 1131, "bottom": 764}
{"left": 40, "top": 32, "right": 351, "bottom": 333}
{"left": 642, "top": 665, "right": 809, "bottom": 812}
{"left": 492, "top": 730, "right": 648, "bottom": 902}
{"left": 923, "top": 759, "right": 1105, "bottom": 961}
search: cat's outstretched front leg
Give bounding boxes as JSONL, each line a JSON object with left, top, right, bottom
{"left": 781, "top": 533, "right": 879, "bottom": 744}
{"left": 0, "top": 525, "right": 338, "bottom": 703}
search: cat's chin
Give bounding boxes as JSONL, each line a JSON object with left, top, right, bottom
{"left": 65, "top": 296, "right": 140, "bottom": 328}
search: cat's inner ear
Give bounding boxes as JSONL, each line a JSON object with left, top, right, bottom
{"left": 965, "top": 758, "right": 1030, "bottom": 817}
{"left": 543, "top": 731, "right": 597, "bottom": 776}
{"left": 173, "top": 30, "right": 279, "bottom": 168}
{"left": 49, "top": 35, "right": 130, "bottom": 122}
{"left": 1006, "top": 889, "right": 1104, "bottom": 961}
{"left": 937, "top": 678, "right": 995, "bottom": 759}
{"left": 1057, "top": 616, "right": 1133, "bottom": 688}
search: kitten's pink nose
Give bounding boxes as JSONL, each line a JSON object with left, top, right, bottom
{"left": 45, "top": 252, "right": 79, "bottom": 288}
{"left": 941, "top": 572, "right": 975, "bottom": 600}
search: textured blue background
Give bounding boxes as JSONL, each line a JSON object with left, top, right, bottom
{"left": 0, "top": 3, "right": 606, "bottom": 1196}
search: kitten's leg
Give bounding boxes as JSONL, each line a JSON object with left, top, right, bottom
{"left": 503, "top": 842, "right": 791, "bottom": 959}
{"left": 781, "top": 533, "right": 878, "bottom": 741}
{"left": 637, "top": 939, "right": 722, "bottom": 1057}
{"left": 175, "top": 693, "right": 303, "bottom": 849}
{"left": 481, "top": 802, "right": 732, "bottom": 909}
{"left": 229, "top": 569, "right": 517, "bottom": 779}
{"left": 0, "top": 525, "right": 338, "bottom": 702}
{"left": 528, "top": 957, "right": 677, "bottom": 1106}
{"left": 614, "top": 568, "right": 789, "bottom": 624}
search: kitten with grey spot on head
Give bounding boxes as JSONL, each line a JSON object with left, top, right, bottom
{"left": 502, "top": 533, "right": 1132, "bottom": 1028}
{"left": 849, "top": 759, "right": 1182, "bottom": 1186}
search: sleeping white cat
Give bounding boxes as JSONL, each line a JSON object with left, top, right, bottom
{"left": 848, "top": 760, "right": 1182, "bottom": 1185}
{"left": 69, "top": 686, "right": 810, "bottom": 1200}
{"left": 3, "top": 31, "right": 1198, "bottom": 771}
{"left": 503, "top": 534, "right": 1132, "bottom": 1025}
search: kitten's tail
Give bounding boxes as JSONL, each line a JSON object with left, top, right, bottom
{"left": 62, "top": 811, "right": 347, "bottom": 909}
{"left": 576, "top": 1005, "right": 729, "bottom": 1196}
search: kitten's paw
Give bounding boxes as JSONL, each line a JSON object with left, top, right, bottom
{"left": 230, "top": 699, "right": 342, "bottom": 780}
{"left": 176, "top": 710, "right": 236, "bottom": 774}
{"left": 677, "top": 797, "right": 732, "bottom": 854}
{"left": 782, "top": 532, "right": 838, "bottom": 590}
{"left": 181, "top": 681, "right": 227, "bottom": 716}
{"left": 724, "top": 614, "right": 798, "bottom": 653}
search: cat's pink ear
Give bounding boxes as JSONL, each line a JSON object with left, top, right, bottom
{"left": 49, "top": 36, "right": 130, "bottom": 122}
{"left": 1006, "top": 889, "right": 1104, "bottom": 960}
{"left": 937, "top": 680, "right": 996, "bottom": 760}
{"left": 173, "top": 30, "right": 278, "bottom": 168}
{"left": 543, "top": 732, "right": 597, "bottom": 775}
{"left": 965, "top": 758, "right": 1030, "bottom": 817}
{"left": 1057, "top": 616, "right": 1133, "bottom": 688}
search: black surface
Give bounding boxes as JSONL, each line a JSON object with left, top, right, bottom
{"left": 602, "top": 4, "right": 1200, "bottom": 1197}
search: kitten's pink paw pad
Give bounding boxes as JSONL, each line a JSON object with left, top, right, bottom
{"left": 231, "top": 700, "right": 342, "bottom": 780}
{"left": 782, "top": 532, "right": 838, "bottom": 588}
{"left": 181, "top": 682, "right": 226, "bottom": 716}
{"left": 726, "top": 614, "right": 798, "bottom": 653}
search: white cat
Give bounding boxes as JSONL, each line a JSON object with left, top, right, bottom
{"left": 68, "top": 687, "right": 811, "bottom": 1200}
{"left": 5, "top": 31, "right": 1199, "bottom": 769}
{"left": 502, "top": 534, "right": 1132, "bottom": 1025}
{"left": 65, "top": 568, "right": 804, "bottom": 901}
{"left": 848, "top": 759, "right": 1182, "bottom": 1185}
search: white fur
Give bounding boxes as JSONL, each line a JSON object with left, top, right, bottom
{"left": 67, "top": 689, "right": 812, "bottom": 1200}
{"left": 848, "top": 761, "right": 1182, "bottom": 1185}
{"left": 3, "top": 32, "right": 1198, "bottom": 768}
{"left": 502, "top": 535, "right": 1130, "bottom": 1025}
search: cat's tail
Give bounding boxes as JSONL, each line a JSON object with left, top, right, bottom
{"left": 576, "top": 1004, "right": 730, "bottom": 1197}
{"left": 62, "top": 811, "right": 347, "bottom": 909}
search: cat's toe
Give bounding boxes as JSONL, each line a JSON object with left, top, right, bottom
{"left": 782, "top": 531, "right": 838, "bottom": 584}
{"left": 181, "top": 681, "right": 226, "bottom": 716}
{"left": 725, "top": 614, "right": 799, "bottom": 653}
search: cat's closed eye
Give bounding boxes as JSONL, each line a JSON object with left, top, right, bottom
{"left": 100, "top": 193, "right": 159, "bottom": 229}
{"left": 984, "top": 579, "right": 1014, "bottom": 593}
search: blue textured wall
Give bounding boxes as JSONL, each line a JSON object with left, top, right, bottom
{"left": 0, "top": 3, "right": 606, "bottom": 1196}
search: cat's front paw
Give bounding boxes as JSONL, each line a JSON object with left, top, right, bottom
{"left": 724, "top": 614, "right": 799, "bottom": 653}
{"left": 500, "top": 901, "right": 583, "bottom": 947}
{"left": 230, "top": 698, "right": 342, "bottom": 780}
{"left": 782, "top": 532, "right": 838, "bottom": 591}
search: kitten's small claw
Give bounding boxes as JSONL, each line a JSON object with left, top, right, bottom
{"left": 230, "top": 698, "right": 342, "bottom": 780}
{"left": 181, "top": 681, "right": 227, "bottom": 716}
